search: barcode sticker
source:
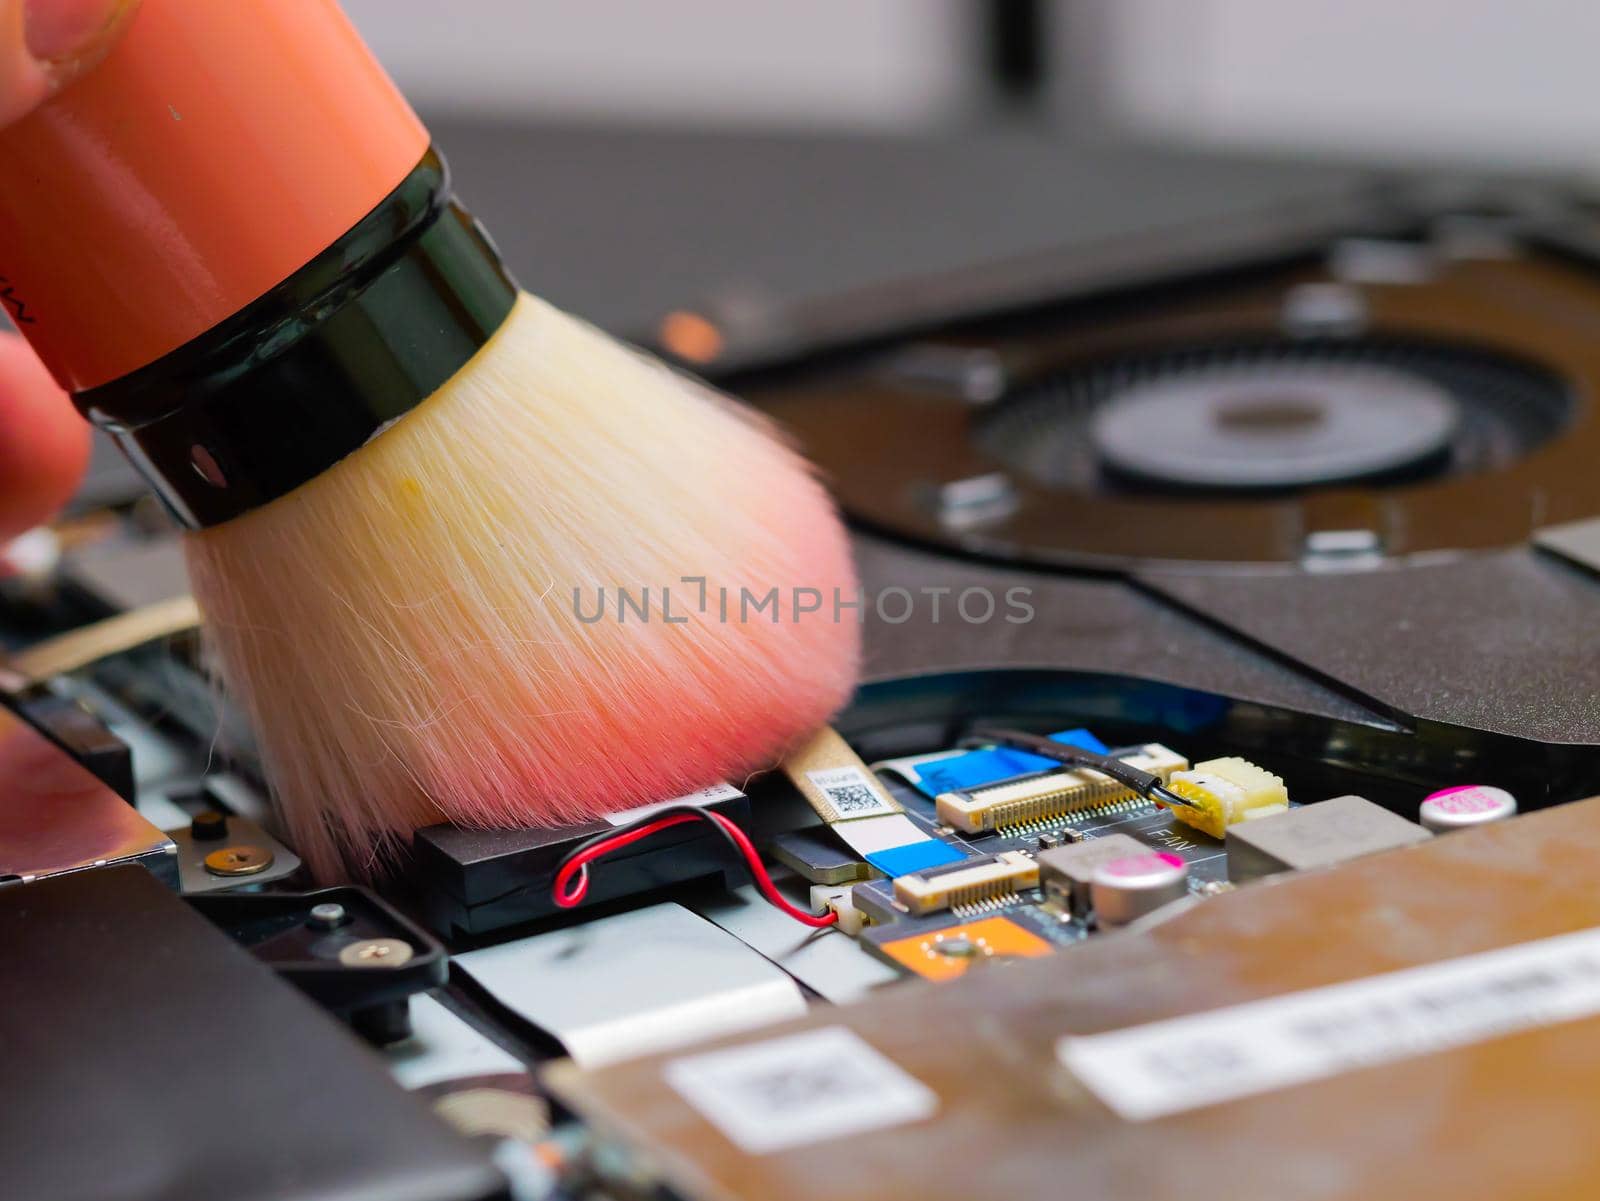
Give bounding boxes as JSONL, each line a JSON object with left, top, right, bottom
{"left": 804, "top": 766, "right": 899, "bottom": 821}
{"left": 664, "top": 1026, "right": 938, "bottom": 1153}
{"left": 1060, "top": 925, "right": 1600, "bottom": 1121}
{"left": 604, "top": 782, "right": 744, "bottom": 826}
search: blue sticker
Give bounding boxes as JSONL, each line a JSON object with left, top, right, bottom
{"left": 912, "top": 728, "right": 1108, "bottom": 798}
{"left": 866, "top": 839, "right": 968, "bottom": 877}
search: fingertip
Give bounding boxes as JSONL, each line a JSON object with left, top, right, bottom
{"left": 24, "top": 0, "right": 137, "bottom": 65}
{"left": 0, "top": 334, "right": 91, "bottom": 542}
{"left": 2, "top": 0, "right": 140, "bottom": 127}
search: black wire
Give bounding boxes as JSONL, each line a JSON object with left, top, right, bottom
{"left": 557, "top": 804, "right": 752, "bottom": 891}
{"left": 968, "top": 726, "right": 1200, "bottom": 809}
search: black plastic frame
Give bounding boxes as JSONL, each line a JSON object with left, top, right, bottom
{"left": 74, "top": 147, "right": 517, "bottom": 528}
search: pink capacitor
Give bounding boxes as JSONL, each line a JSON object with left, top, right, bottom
{"left": 1419, "top": 785, "right": 1517, "bottom": 833}
{"left": 1091, "top": 852, "right": 1189, "bottom": 927}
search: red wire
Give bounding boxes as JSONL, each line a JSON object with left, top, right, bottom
{"left": 553, "top": 814, "right": 695, "bottom": 905}
{"left": 553, "top": 810, "right": 838, "bottom": 928}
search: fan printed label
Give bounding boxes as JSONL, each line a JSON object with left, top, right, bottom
{"left": 1060, "top": 925, "right": 1600, "bottom": 1121}
{"left": 805, "top": 766, "right": 900, "bottom": 820}
{"left": 664, "top": 1026, "right": 938, "bottom": 1153}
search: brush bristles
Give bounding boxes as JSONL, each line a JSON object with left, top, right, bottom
{"left": 184, "top": 293, "right": 860, "bottom": 877}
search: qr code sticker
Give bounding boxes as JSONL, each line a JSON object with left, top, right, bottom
{"left": 665, "top": 1026, "right": 937, "bottom": 1153}
{"left": 826, "top": 783, "right": 878, "bottom": 814}
{"left": 805, "top": 766, "right": 896, "bottom": 819}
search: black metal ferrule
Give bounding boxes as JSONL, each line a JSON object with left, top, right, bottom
{"left": 73, "top": 148, "right": 518, "bottom": 529}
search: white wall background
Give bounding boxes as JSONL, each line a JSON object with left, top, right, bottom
{"left": 1073, "top": 0, "right": 1600, "bottom": 169}
{"left": 341, "top": 0, "right": 976, "bottom": 130}
{"left": 342, "top": 1, "right": 1600, "bottom": 170}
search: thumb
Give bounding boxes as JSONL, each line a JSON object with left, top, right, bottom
{"left": 0, "top": 0, "right": 140, "bottom": 127}
{"left": 0, "top": 333, "right": 92, "bottom": 544}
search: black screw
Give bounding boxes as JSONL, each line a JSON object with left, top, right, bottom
{"left": 190, "top": 810, "right": 228, "bottom": 841}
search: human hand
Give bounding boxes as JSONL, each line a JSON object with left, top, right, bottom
{"left": 0, "top": 0, "right": 138, "bottom": 543}
{"left": 2, "top": 0, "right": 137, "bottom": 124}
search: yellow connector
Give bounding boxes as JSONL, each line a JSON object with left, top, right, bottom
{"left": 1167, "top": 757, "right": 1289, "bottom": 839}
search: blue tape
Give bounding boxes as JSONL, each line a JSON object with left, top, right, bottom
{"left": 866, "top": 839, "right": 967, "bottom": 877}
{"left": 911, "top": 728, "right": 1109, "bottom": 798}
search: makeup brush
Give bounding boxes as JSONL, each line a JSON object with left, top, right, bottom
{"left": 0, "top": 0, "right": 859, "bottom": 875}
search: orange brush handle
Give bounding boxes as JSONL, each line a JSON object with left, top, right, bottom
{"left": 0, "top": 0, "right": 429, "bottom": 393}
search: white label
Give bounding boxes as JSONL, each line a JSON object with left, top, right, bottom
{"left": 604, "top": 782, "right": 744, "bottom": 826}
{"left": 664, "top": 1025, "right": 938, "bottom": 1153}
{"left": 804, "top": 766, "right": 899, "bottom": 819}
{"left": 1060, "top": 925, "right": 1600, "bottom": 1121}
{"left": 830, "top": 813, "right": 930, "bottom": 858}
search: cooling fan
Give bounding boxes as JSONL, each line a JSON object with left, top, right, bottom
{"left": 977, "top": 338, "right": 1570, "bottom": 495}
{"left": 758, "top": 239, "right": 1600, "bottom": 569}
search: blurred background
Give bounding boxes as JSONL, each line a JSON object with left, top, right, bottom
{"left": 315, "top": 0, "right": 1598, "bottom": 349}
{"left": 343, "top": 0, "right": 1600, "bottom": 166}
{"left": 71, "top": 0, "right": 1600, "bottom": 507}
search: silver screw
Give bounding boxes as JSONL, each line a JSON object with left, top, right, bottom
{"left": 883, "top": 344, "right": 1007, "bottom": 404}
{"left": 931, "top": 471, "right": 1019, "bottom": 531}
{"left": 306, "top": 903, "right": 348, "bottom": 931}
{"left": 1281, "top": 282, "right": 1367, "bottom": 338}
